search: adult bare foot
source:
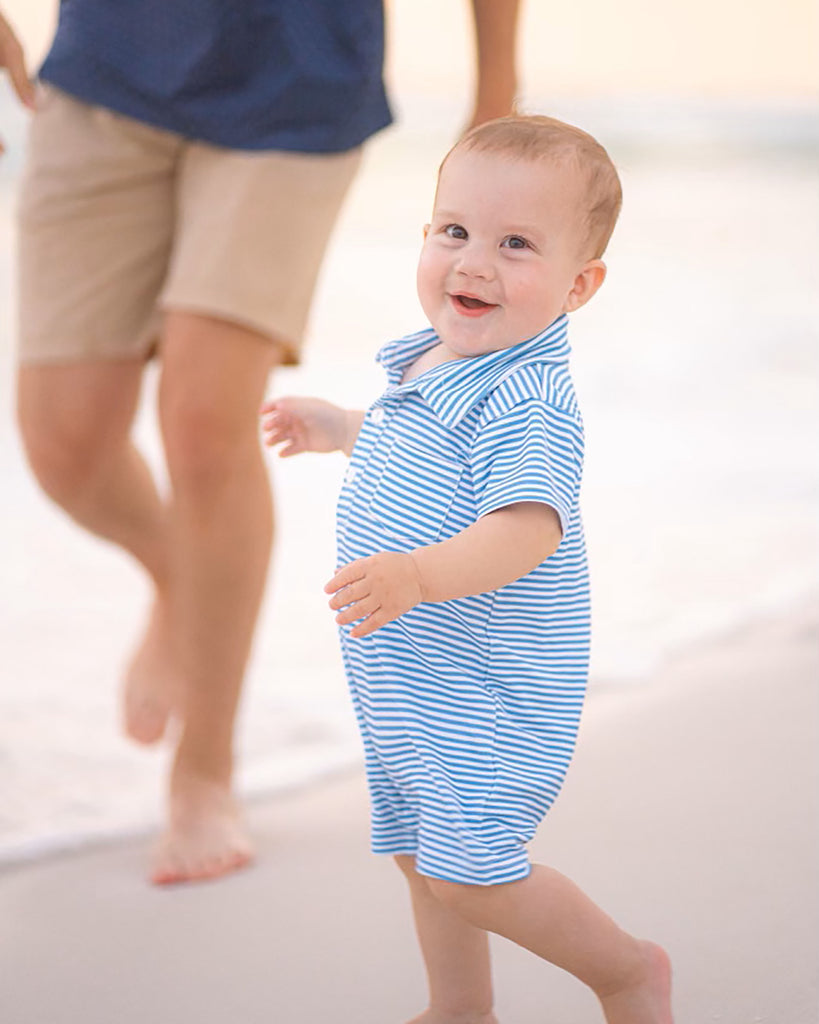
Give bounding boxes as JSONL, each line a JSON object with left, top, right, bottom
{"left": 122, "top": 595, "right": 180, "bottom": 745}
{"left": 151, "top": 770, "right": 254, "bottom": 885}
{"left": 599, "top": 940, "right": 673, "bottom": 1024}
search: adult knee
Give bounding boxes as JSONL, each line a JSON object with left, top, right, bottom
{"left": 160, "top": 393, "right": 257, "bottom": 500}
{"left": 18, "top": 387, "right": 114, "bottom": 505}
{"left": 158, "top": 312, "right": 276, "bottom": 501}
{"left": 17, "top": 362, "right": 142, "bottom": 506}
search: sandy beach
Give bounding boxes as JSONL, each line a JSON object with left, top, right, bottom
{"left": 1, "top": 599, "right": 816, "bottom": 1023}
{"left": 2, "top": 91, "right": 817, "bottom": 863}
{"left": 1, "top": 0, "right": 818, "bottom": 866}
{"left": 0, "top": 3, "right": 817, "bottom": 1020}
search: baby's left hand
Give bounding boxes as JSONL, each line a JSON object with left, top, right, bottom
{"left": 325, "top": 552, "right": 424, "bottom": 638}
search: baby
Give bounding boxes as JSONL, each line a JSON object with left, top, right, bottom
{"left": 262, "top": 115, "right": 673, "bottom": 1024}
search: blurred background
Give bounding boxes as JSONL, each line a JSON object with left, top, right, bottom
{"left": 1, "top": 0, "right": 817, "bottom": 862}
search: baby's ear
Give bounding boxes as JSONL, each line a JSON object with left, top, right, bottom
{"left": 563, "top": 260, "right": 607, "bottom": 313}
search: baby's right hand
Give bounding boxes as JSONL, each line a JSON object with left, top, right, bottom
{"left": 260, "top": 396, "right": 348, "bottom": 457}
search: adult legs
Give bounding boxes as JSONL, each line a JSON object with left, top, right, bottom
{"left": 17, "top": 359, "right": 165, "bottom": 579}
{"left": 150, "top": 310, "right": 280, "bottom": 883}
{"left": 17, "top": 355, "right": 188, "bottom": 746}
{"left": 17, "top": 310, "right": 282, "bottom": 883}
{"left": 394, "top": 855, "right": 497, "bottom": 1024}
{"left": 17, "top": 356, "right": 181, "bottom": 745}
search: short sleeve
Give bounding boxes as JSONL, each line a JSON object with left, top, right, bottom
{"left": 470, "top": 400, "right": 583, "bottom": 534}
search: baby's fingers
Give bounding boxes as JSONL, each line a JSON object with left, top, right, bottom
{"left": 276, "top": 440, "right": 306, "bottom": 459}
{"left": 261, "top": 428, "right": 291, "bottom": 450}
{"left": 327, "top": 578, "right": 370, "bottom": 611}
{"left": 325, "top": 559, "right": 366, "bottom": 595}
{"left": 349, "top": 609, "right": 390, "bottom": 639}
{"left": 335, "top": 596, "right": 380, "bottom": 626}
{"left": 260, "top": 407, "right": 289, "bottom": 432}
{"left": 261, "top": 410, "right": 298, "bottom": 449}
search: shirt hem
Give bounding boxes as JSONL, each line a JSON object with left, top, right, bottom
{"left": 38, "top": 72, "right": 393, "bottom": 154}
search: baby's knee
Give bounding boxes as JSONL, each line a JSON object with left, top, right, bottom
{"left": 426, "top": 876, "right": 484, "bottom": 914}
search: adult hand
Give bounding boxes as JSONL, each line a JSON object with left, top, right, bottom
{"left": 325, "top": 551, "right": 424, "bottom": 638}
{"left": 0, "top": 10, "right": 35, "bottom": 154}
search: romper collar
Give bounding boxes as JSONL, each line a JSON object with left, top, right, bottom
{"left": 376, "top": 315, "right": 571, "bottom": 427}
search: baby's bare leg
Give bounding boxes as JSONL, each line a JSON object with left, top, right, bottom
{"left": 395, "top": 856, "right": 497, "bottom": 1024}
{"left": 426, "top": 864, "right": 672, "bottom": 1024}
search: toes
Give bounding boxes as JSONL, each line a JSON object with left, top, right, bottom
{"left": 150, "top": 857, "right": 186, "bottom": 886}
{"left": 123, "top": 697, "right": 169, "bottom": 745}
{"left": 150, "top": 837, "right": 254, "bottom": 886}
{"left": 197, "top": 848, "right": 253, "bottom": 881}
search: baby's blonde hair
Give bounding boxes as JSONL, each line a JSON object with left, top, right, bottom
{"left": 443, "top": 115, "right": 623, "bottom": 259}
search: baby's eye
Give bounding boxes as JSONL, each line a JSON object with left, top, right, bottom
{"left": 502, "top": 235, "right": 529, "bottom": 250}
{"left": 444, "top": 223, "right": 468, "bottom": 240}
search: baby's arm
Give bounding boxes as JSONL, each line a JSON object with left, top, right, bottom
{"left": 326, "top": 501, "right": 562, "bottom": 638}
{"left": 261, "top": 397, "right": 364, "bottom": 457}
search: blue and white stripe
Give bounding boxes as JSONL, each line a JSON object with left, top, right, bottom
{"left": 336, "top": 315, "right": 590, "bottom": 885}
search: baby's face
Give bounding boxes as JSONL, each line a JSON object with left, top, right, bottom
{"left": 417, "top": 148, "right": 602, "bottom": 359}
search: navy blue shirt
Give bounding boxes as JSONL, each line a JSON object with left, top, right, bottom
{"left": 39, "top": 0, "right": 392, "bottom": 152}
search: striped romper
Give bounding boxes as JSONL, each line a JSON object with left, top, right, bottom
{"left": 336, "top": 315, "right": 590, "bottom": 885}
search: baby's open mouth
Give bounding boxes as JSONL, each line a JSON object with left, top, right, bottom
{"left": 452, "top": 293, "right": 496, "bottom": 311}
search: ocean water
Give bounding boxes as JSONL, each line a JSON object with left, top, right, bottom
{"left": 1, "top": 89, "right": 817, "bottom": 864}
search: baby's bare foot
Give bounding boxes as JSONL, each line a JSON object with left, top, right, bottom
{"left": 599, "top": 940, "right": 673, "bottom": 1024}
{"left": 151, "top": 771, "right": 254, "bottom": 885}
{"left": 122, "top": 596, "right": 179, "bottom": 745}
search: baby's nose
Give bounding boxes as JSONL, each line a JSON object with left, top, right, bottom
{"left": 455, "top": 245, "right": 495, "bottom": 279}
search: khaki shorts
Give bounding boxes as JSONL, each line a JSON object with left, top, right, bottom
{"left": 17, "top": 86, "right": 362, "bottom": 365}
